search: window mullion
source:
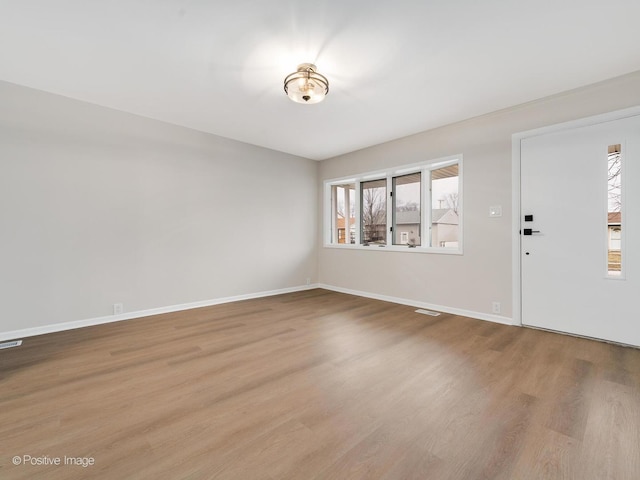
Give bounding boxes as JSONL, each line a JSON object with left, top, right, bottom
{"left": 353, "top": 181, "right": 360, "bottom": 245}
{"left": 386, "top": 176, "right": 393, "bottom": 246}
{"left": 425, "top": 168, "right": 432, "bottom": 247}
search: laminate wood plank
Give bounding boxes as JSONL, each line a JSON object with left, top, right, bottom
{"left": 543, "top": 358, "right": 594, "bottom": 440}
{"left": 576, "top": 379, "right": 640, "bottom": 480}
{"left": 510, "top": 425, "right": 579, "bottom": 479}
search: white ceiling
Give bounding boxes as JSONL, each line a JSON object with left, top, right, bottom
{"left": 1, "top": 1, "right": 640, "bottom": 160}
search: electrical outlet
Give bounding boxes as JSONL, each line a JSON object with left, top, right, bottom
{"left": 113, "top": 303, "right": 123, "bottom": 315}
{"left": 492, "top": 302, "right": 501, "bottom": 314}
{"left": 306, "top": 277, "right": 311, "bottom": 286}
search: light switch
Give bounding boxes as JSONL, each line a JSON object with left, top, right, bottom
{"left": 489, "top": 205, "right": 502, "bottom": 217}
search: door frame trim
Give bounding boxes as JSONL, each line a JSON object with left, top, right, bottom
{"left": 511, "top": 105, "right": 640, "bottom": 326}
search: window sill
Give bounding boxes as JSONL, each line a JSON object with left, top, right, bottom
{"left": 323, "top": 244, "right": 463, "bottom": 255}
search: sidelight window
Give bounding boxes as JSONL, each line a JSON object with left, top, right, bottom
{"left": 607, "top": 144, "right": 622, "bottom": 276}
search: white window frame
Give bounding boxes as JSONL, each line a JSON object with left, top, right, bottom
{"left": 323, "top": 154, "right": 463, "bottom": 254}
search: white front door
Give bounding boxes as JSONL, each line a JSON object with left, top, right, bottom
{"left": 520, "top": 114, "right": 640, "bottom": 347}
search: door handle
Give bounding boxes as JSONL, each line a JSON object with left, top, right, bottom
{"left": 522, "top": 229, "right": 541, "bottom": 236}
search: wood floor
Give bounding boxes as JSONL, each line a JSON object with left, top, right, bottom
{"left": 1, "top": 289, "right": 639, "bottom": 479}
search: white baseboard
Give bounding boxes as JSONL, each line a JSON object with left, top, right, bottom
{"left": 316, "top": 284, "right": 515, "bottom": 326}
{"left": 0, "top": 284, "right": 320, "bottom": 342}
{"left": 0, "top": 283, "right": 513, "bottom": 342}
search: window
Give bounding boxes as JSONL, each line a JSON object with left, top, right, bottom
{"left": 361, "top": 179, "right": 387, "bottom": 245}
{"left": 324, "top": 156, "right": 462, "bottom": 253}
{"left": 430, "top": 164, "right": 459, "bottom": 248}
{"left": 607, "top": 144, "right": 622, "bottom": 276}
{"left": 610, "top": 227, "right": 621, "bottom": 250}
{"left": 331, "top": 183, "right": 356, "bottom": 244}
{"left": 393, "top": 173, "right": 421, "bottom": 246}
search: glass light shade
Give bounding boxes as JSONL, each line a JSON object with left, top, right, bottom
{"left": 284, "top": 63, "right": 329, "bottom": 104}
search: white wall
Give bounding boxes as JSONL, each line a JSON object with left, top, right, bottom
{"left": 4, "top": 71, "right": 640, "bottom": 339}
{"left": 318, "top": 71, "right": 640, "bottom": 320}
{"left": 0, "top": 81, "right": 318, "bottom": 336}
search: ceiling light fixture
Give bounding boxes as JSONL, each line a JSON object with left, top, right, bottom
{"left": 284, "top": 63, "right": 329, "bottom": 104}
